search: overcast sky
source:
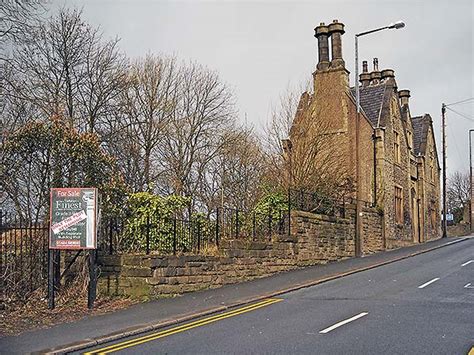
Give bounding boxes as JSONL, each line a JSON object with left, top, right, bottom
{"left": 52, "top": 0, "right": 473, "bottom": 175}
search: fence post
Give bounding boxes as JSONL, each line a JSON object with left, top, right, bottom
{"left": 287, "top": 189, "right": 291, "bottom": 237}
{"left": 173, "top": 217, "right": 177, "bottom": 255}
{"left": 87, "top": 249, "right": 97, "bottom": 309}
{"left": 47, "top": 249, "right": 55, "bottom": 309}
{"left": 342, "top": 196, "right": 346, "bottom": 219}
{"left": 268, "top": 214, "right": 272, "bottom": 237}
{"left": 235, "top": 209, "right": 239, "bottom": 238}
{"left": 252, "top": 211, "right": 256, "bottom": 240}
{"left": 109, "top": 217, "right": 113, "bottom": 255}
{"left": 215, "top": 208, "right": 219, "bottom": 247}
{"left": 278, "top": 209, "right": 283, "bottom": 234}
{"left": 197, "top": 220, "right": 201, "bottom": 252}
{"left": 146, "top": 216, "right": 150, "bottom": 255}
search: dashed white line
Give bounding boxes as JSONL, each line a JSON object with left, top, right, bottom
{"left": 319, "top": 312, "right": 368, "bottom": 334}
{"left": 464, "top": 283, "right": 473, "bottom": 289}
{"left": 461, "top": 260, "right": 474, "bottom": 267}
{"left": 418, "top": 278, "right": 440, "bottom": 289}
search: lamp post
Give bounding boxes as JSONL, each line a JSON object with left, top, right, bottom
{"left": 354, "top": 21, "right": 405, "bottom": 256}
{"left": 470, "top": 129, "right": 474, "bottom": 232}
{"left": 355, "top": 21, "right": 405, "bottom": 113}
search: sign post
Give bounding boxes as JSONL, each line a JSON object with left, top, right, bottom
{"left": 49, "top": 188, "right": 98, "bottom": 309}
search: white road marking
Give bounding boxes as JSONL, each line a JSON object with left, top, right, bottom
{"left": 464, "top": 283, "right": 473, "bottom": 289}
{"left": 319, "top": 312, "right": 368, "bottom": 334}
{"left": 418, "top": 278, "right": 440, "bottom": 289}
{"left": 461, "top": 260, "right": 474, "bottom": 267}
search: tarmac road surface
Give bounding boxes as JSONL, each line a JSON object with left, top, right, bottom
{"left": 79, "top": 237, "right": 474, "bottom": 355}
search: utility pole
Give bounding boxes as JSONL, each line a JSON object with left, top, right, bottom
{"left": 441, "top": 103, "right": 447, "bottom": 238}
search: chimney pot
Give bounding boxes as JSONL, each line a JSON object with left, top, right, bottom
{"left": 381, "top": 69, "right": 394, "bottom": 79}
{"left": 398, "top": 89, "right": 411, "bottom": 106}
{"left": 359, "top": 73, "right": 371, "bottom": 87}
{"left": 314, "top": 24, "right": 330, "bottom": 70}
{"left": 362, "top": 60, "right": 368, "bottom": 73}
{"left": 373, "top": 58, "right": 379, "bottom": 71}
{"left": 328, "top": 20, "right": 345, "bottom": 68}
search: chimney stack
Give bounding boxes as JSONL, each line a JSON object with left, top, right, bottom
{"left": 370, "top": 58, "right": 381, "bottom": 84}
{"left": 359, "top": 60, "right": 371, "bottom": 86}
{"left": 328, "top": 19, "right": 345, "bottom": 68}
{"left": 398, "top": 89, "right": 411, "bottom": 106}
{"left": 314, "top": 23, "right": 330, "bottom": 70}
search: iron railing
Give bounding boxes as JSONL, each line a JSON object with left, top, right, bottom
{"left": 288, "top": 189, "right": 347, "bottom": 217}
{"left": 0, "top": 211, "right": 49, "bottom": 302}
{"left": 99, "top": 206, "right": 290, "bottom": 255}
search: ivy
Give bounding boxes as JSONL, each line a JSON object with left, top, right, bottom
{"left": 121, "top": 192, "right": 192, "bottom": 252}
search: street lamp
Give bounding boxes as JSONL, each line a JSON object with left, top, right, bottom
{"left": 355, "top": 20, "right": 405, "bottom": 113}
{"left": 353, "top": 21, "right": 405, "bottom": 257}
{"left": 470, "top": 129, "right": 474, "bottom": 232}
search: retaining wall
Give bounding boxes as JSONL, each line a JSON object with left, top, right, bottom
{"left": 98, "top": 207, "right": 383, "bottom": 298}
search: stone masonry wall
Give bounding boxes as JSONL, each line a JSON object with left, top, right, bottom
{"left": 361, "top": 206, "right": 384, "bottom": 254}
{"left": 98, "top": 209, "right": 368, "bottom": 298}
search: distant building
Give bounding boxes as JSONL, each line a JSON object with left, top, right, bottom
{"left": 284, "top": 20, "right": 441, "bottom": 248}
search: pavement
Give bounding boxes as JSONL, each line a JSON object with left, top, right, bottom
{"left": 0, "top": 235, "right": 471, "bottom": 354}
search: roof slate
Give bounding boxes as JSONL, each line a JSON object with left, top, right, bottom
{"left": 411, "top": 115, "right": 430, "bottom": 155}
{"left": 350, "top": 84, "right": 387, "bottom": 127}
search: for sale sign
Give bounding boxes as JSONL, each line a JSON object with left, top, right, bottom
{"left": 49, "top": 188, "right": 98, "bottom": 249}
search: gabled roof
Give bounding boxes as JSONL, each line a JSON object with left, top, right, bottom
{"left": 411, "top": 113, "right": 440, "bottom": 168}
{"left": 350, "top": 84, "right": 387, "bottom": 127}
{"left": 411, "top": 114, "right": 431, "bottom": 155}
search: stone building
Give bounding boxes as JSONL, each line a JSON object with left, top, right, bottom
{"left": 284, "top": 20, "right": 441, "bottom": 250}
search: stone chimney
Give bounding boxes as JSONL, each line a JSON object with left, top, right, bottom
{"left": 381, "top": 69, "right": 396, "bottom": 88}
{"left": 328, "top": 19, "right": 345, "bottom": 68}
{"left": 359, "top": 60, "right": 371, "bottom": 87}
{"left": 370, "top": 58, "right": 381, "bottom": 85}
{"left": 398, "top": 89, "right": 411, "bottom": 106}
{"left": 314, "top": 23, "right": 330, "bottom": 70}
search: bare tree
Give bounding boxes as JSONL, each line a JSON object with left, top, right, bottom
{"left": 11, "top": 8, "right": 126, "bottom": 133}
{"left": 113, "top": 55, "right": 179, "bottom": 192}
{"left": 0, "top": 0, "right": 44, "bottom": 57}
{"left": 198, "top": 126, "right": 265, "bottom": 212}
{"left": 160, "top": 61, "right": 236, "bottom": 199}
{"left": 447, "top": 171, "right": 469, "bottom": 222}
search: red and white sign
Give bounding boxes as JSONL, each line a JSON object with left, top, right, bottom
{"left": 51, "top": 210, "right": 87, "bottom": 234}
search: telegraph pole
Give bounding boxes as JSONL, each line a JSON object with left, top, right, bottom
{"left": 441, "top": 103, "right": 447, "bottom": 238}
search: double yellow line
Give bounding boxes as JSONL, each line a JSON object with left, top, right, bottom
{"left": 84, "top": 298, "right": 282, "bottom": 354}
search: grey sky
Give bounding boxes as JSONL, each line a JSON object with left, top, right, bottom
{"left": 54, "top": 0, "right": 473, "bottom": 175}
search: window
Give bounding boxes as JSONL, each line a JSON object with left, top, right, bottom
{"left": 430, "top": 207, "right": 437, "bottom": 230}
{"left": 395, "top": 186, "right": 403, "bottom": 224}
{"left": 407, "top": 130, "right": 413, "bottom": 149}
{"left": 429, "top": 150, "right": 435, "bottom": 181}
{"left": 394, "top": 131, "right": 401, "bottom": 163}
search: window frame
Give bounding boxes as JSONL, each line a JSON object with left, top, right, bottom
{"left": 395, "top": 185, "right": 403, "bottom": 224}
{"left": 394, "top": 131, "right": 401, "bottom": 163}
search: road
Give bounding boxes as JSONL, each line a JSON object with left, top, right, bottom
{"left": 80, "top": 238, "right": 474, "bottom": 354}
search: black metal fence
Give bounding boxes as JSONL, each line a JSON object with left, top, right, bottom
{"left": 1, "top": 188, "right": 364, "bottom": 296}
{"left": 0, "top": 211, "right": 49, "bottom": 302}
{"left": 99, "top": 206, "right": 290, "bottom": 255}
{"left": 288, "top": 189, "right": 347, "bottom": 217}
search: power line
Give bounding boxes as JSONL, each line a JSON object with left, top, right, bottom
{"left": 445, "top": 107, "right": 474, "bottom": 122}
{"left": 445, "top": 97, "right": 474, "bottom": 107}
{"left": 446, "top": 122, "right": 464, "bottom": 163}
